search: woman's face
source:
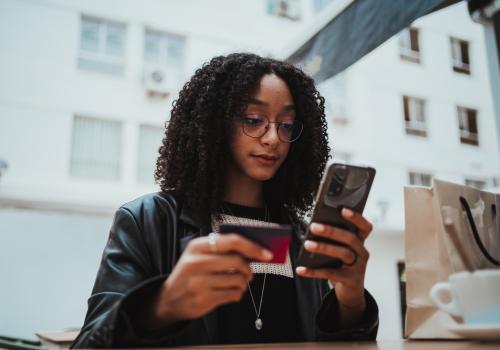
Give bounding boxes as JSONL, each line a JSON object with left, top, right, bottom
{"left": 229, "top": 73, "right": 295, "bottom": 182}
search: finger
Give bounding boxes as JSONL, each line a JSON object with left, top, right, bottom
{"left": 303, "top": 240, "right": 356, "bottom": 265}
{"left": 296, "top": 266, "right": 351, "bottom": 283}
{"left": 183, "top": 253, "right": 253, "bottom": 281}
{"left": 341, "top": 208, "right": 373, "bottom": 240}
{"left": 309, "top": 224, "right": 369, "bottom": 260}
{"left": 195, "top": 234, "right": 273, "bottom": 261}
{"left": 208, "top": 273, "right": 249, "bottom": 291}
{"left": 205, "top": 254, "right": 253, "bottom": 280}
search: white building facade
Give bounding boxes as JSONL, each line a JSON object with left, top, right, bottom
{"left": 0, "top": 0, "right": 498, "bottom": 341}
{"left": 316, "top": 1, "right": 500, "bottom": 340}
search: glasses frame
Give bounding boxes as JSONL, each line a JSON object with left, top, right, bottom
{"left": 238, "top": 115, "right": 303, "bottom": 143}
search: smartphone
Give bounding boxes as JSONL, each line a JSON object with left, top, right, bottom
{"left": 297, "top": 163, "right": 376, "bottom": 269}
{"left": 219, "top": 223, "right": 292, "bottom": 263}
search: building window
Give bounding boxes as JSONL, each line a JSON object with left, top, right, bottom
{"left": 403, "top": 96, "right": 427, "bottom": 137}
{"left": 144, "top": 29, "right": 185, "bottom": 67}
{"left": 137, "top": 124, "right": 164, "bottom": 184}
{"left": 450, "top": 37, "right": 470, "bottom": 74}
{"left": 267, "top": 0, "right": 301, "bottom": 20}
{"left": 491, "top": 177, "right": 500, "bottom": 187}
{"left": 313, "top": 0, "right": 333, "bottom": 13}
{"left": 457, "top": 106, "right": 479, "bottom": 146}
{"left": 78, "top": 16, "right": 126, "bottom": 75}
{"left": 409, "top": 171, "right": 432, "bottom": 187}
{"left": 399, "top": 27, "right": 420, "bottom": 63}
{"left": 465, "top": 179, "right": 487, "bottom": 190}
{"left": 70, "top": 116, "right": 122, "bottom": 180}
{"left": 493, "top": 177, "right": 500, "bottom": 187}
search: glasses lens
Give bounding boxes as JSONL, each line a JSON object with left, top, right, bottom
{"left": 278, "top": 120, "right": 303, "bottom": 142}
{"left": 241, "top": 115, "right": 267, "bottom": 138}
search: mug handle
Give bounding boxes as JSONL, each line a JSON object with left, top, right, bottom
{"left": 429, "top": 282, "right": 462, "bottom": 317}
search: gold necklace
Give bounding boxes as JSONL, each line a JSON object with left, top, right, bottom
{"left": 221, "top": 202, "right": 269, "bottom": 331}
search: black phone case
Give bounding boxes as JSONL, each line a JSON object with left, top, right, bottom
{"left": 297, "top": 163, "right": 376, "bottom": 269}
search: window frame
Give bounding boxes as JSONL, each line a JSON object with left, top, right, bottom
{"left": 403, "top": 95, "right": 427, "bottom": 137}
{"left": 457, "top": 106, "right": 479, "bottom": 146}
{"left": 143, "top": 28, "right": 186, "bottom": 68}
{"left": 399, "top": 27, "right": 420, "bottom": 64}
{"left": 450, "top": 36, "right": 471, "bottom": 75}
{"left": 69, "top": 115, "right": 123, "bottom": 180}
{"left": 465, "top": 178, "right": 487, "bottom": 190}
{"left": 78, "top": 15, "right": 127, "bottom": 75}
{"left": 409, "top": 171, "right": 433, "bottom": 187}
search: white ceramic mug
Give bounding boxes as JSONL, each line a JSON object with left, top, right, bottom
{"left": 429, "top": 269, "right": 500, "bottom": 324}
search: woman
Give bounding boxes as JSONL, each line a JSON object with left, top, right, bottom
{"left": 71, "top": 53, "right": 378, "bottom": 348}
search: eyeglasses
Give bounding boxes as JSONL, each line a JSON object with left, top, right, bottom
{"left": 238, "top": 115, "right": 303, "bottom": 143}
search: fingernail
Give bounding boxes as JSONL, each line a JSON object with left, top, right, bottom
{"left": 311, "top": 223, "right": 325, "bottom": 232}
{"left": 296, "top": 266, "right": 306, "bottom": 274}
{"left": 342, "top": 208, "right": 354, "bottom": 217}
{"left": 304, "top": 240, "right": 318, "bottom": 250}
{"left": 262, "top": 249, "right": 273, "bottom": 260}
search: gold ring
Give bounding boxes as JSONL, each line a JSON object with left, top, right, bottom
{"left": 208, "top": 232, "right": 218, "bottom": 253}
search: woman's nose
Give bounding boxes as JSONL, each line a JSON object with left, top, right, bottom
{"left": 260, "top": 123, "right": 280, "bottom": 145}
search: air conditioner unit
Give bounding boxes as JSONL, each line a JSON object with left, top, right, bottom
{"left": 143, "top": 66, "right": 175, "bottom": 97}
{"left": 332, "top": 115, "right": 349, "bottom": 126}
{"left": 276, "top": 0, "right": 300, "bottom": 20}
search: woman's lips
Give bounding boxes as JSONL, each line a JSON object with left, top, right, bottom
{"left": 252, "top": 155, "right": 278, "bottom": 165}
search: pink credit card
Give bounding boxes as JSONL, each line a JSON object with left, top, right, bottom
{"left": 219, "top": 223, "right": 291, "bottom": 263}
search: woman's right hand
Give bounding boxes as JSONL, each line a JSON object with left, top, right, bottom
{"left": 144, "top": 233, "right": 273, "bottom": 329}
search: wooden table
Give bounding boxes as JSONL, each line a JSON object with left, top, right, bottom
{"left": 161, "top": 340, "right": 500, "bottom": 350}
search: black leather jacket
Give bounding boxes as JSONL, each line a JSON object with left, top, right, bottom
{"left": 71, "top": 192, "right": 378, "bottom": 348}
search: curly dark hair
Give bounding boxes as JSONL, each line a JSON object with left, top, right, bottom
{"left": 155, "top": 53, "right": 330, "bottom": 229}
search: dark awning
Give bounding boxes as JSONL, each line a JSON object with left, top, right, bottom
{"left": 286, "top": 0, "right": 462, "bottom": 83}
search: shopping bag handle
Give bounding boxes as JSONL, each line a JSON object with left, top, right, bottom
{"left": 459, "top": 196, "right": 499, "bottom": 266}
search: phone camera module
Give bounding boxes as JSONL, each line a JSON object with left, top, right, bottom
{"left": 327, "top": 176, "right": 345, "bottom": 197}
{"left": 334, "top": 166, "right": 348, "bottom": 181}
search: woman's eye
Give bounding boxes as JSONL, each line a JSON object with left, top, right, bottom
{"left": 280, "top": 123, "right": 294, "bottom": 132}
{"left": 243, "top": 116, "right": 264, "bottom": 126}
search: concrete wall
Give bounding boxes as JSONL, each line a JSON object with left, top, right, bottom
{"left": 0, "top": 208, "right": 111, "bottom": 339}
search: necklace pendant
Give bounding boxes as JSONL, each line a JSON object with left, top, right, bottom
{"left": 255, "top": 318, "right": 263, "bottom": 330}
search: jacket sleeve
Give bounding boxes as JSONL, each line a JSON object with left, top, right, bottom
{"left": 71, "top": 207, "right": 189, "bottom": 348}
{"left": 291, "top": 215, "right": 379, "bottom": 341}
{"left": 314, "top": 284, "right": 379, "bottom": 341}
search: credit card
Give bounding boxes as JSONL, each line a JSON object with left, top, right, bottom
{"left": 219, "top": 223, "right": 291, "bottom": 263}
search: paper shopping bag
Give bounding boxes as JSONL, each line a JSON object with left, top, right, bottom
{"left": 404, "top": 179, "right": 499, "bottom": 339}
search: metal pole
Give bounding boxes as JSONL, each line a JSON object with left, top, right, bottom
{"left": 469, "top": 0, "right": 500, "bottom": 159}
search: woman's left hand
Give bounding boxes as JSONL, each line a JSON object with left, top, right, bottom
{"left": 296, "top": 208, "right": 373, "bottom": 309}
